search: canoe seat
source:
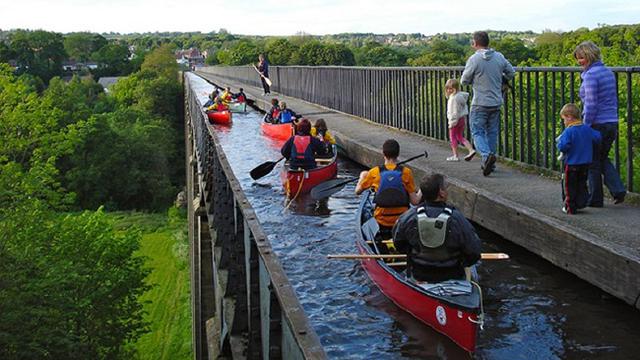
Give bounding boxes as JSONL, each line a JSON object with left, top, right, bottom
{"left": 315, "top": 158, "right": 334, "bottom": 164}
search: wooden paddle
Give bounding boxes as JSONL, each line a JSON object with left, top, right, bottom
{"left": 310, "top": 150, "right": 429, "bottom": 200}
{"left": 250, "top": 157, "right": 285, "bottom": 180}
{"left": 327, "top": 253, "right": 510, "bottom": 260}
{"left": 253, "top": 65, "right": 273, "bottom": 87}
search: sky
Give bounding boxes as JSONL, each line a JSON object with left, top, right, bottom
{"left": 1, "top": 0, "right": 639, "bottom": 36}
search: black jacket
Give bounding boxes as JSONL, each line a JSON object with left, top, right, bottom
{"left": 392, "top": 201, "right": 481, "bottom": 282}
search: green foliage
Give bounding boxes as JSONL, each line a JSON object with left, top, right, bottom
{"left": 290, "top": 40, "right": 355, "bottom": 65}
{"left": 265, "top": 38, "right": 298, "bottom": 65}
{"left": 91, "top": 42, "right": 132, "bottom": 77}
{"left": 408, "top": 39, "right": 467, "bottom": 66}
{"left": 9, "top": 30, "right": 66, "bottom": 82}
{"left": 493, "top": 37, "right": 537, "bottom": 66}
{"left": 141, "top": 44, "right": 179, "bottom": 80}
{"left": 354, "top": 42, "right": 407, "bottom": 66}
{"left": 64, "top": 32, "right": 108, "bottom": 62}
{"left": 0, "top": 205, "right": 150, "bottom": 360}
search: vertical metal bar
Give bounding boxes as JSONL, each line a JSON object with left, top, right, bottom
{"left": 626, "top": 71, "right": 634, "bottom": 192}
{"left": 535, "top": 71, "right": 540, "bottom": 166}
{"left": 614, "top": 72, "right": 621, "bottom": 171}
{"left": 570, "top": 71, "right": 575, "bottom": 103}
{"left": 511, "top": 72, "right": 516, "bottom": 159}
{"left": 551, "top": 72, "right": 558, "bottom": 170}
{"left": 543, "top": 72, "right": 549, "bottom": 168}
{"left": 526, "top": 71, "right": 532, "bottom": 164}
{"left": 503, "top": 76, "right": 509, "bottom": 157}
{"left": 519, "top": 71, "right": 524, "bottom": 162}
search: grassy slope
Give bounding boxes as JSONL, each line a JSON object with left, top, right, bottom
{"left": 111, "top": 210, "right": 192, "bottom": 360}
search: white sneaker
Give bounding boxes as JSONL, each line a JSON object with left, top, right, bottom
{"left": 446, "top": 156, "right": 460, "bottom": 162}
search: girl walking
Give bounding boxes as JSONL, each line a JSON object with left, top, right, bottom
{"left": 445, "top": 79, "right": 476, "bottom": 161}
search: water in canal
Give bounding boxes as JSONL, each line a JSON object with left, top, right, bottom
{"left": 190, "top": 74, "right": 640, "bottom": 359}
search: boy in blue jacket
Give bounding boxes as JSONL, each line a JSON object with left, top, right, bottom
{"left": 557, "top": 103, "right": 602, "bottom": 214}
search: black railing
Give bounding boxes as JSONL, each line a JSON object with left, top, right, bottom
{"left": 203, "top": 65, "right": 639, "bottom": 192}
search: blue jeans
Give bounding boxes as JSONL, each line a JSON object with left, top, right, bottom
{"left": 469, "top": 106, "right": 501, "bottom": 160}
{"left": 588, "top": 122, "right": 626, "bottom": 206}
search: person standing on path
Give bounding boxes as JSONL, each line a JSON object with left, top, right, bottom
{"left": 461, "top": 31, "right": 515, "bottom": 176}
{"left": 257, "top": 54, "right": 270, "bottom": 95}
{"left": 445, "top": 78, "right": 476, "bottom": 162}
{"left": 573, "top": 41, "right": 627, "bottom": 206}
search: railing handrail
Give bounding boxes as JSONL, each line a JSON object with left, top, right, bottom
{"left": 201, "top": 65, "right": 638, "bottom": 192}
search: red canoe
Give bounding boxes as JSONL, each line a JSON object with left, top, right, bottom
{"left": 207, "top": 110, "right": 232, "bottom": 125}
{"left": 261, "top": 119, "right": 293, "bottom": 140}
{"left": 280, "top": 149, "right": 338, "bottom": 197}
{"left": 355, "top": 190, "right": 483, "bottom": 353}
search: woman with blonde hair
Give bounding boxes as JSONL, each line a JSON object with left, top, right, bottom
{"left": 574, "top": 41, "right": 626, "bottom": 206}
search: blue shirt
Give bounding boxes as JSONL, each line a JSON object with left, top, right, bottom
{"left": 557, "top": 123, "right": 602, "bottom": 165}
{"left": 579, "top": 61, "right": 618, "bottom": 126}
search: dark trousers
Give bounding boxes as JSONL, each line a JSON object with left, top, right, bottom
{"left": 260, "top": 77, "right": 270, "bottom": 94}
{"left": 589, "top": 122, "right": 626, "bottom": 206}
{"left": 563, "top": 163, "right": 589, "bottom": 213}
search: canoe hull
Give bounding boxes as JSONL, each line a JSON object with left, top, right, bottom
{"left": 355, "top": 191, "right": 481, "bottom": 353}
{"left": 229, "top": 101, "right": 247, "bottom": 113}
{"left": 281, "top": 158, "right": 338, "bottom": 196}
{"left": 261, "top": 121, "right": 293, "bottom": 141}
{"left": 207, "top": 110, "right": 232, "bottom": 125}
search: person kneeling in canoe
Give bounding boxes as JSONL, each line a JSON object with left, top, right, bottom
{"left": 206, "top": 97, "right": 229, "bottom": 112}
{"left": 233, "top": 88, "right": 246, "bottom": 103}
{"left": 355, "top": 139, "right": 421, "bottom": 239}
{"left": 392, "top": 173, "right": 481, "bottom": 283}
{"left": 264, "top": 98, "right": 280, "bottom": 123}
{"left": 311, "top": 118, "right": 336, "bottom": 158}
{"left": 276, "top": 102, "right": 298, "bottom": 124}
{"left": 281, "top": 118, "right": 325, "bottom": 170}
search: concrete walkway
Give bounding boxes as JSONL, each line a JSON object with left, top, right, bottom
{"left": 195, "top": 70, "right": 640, "bottom": 310}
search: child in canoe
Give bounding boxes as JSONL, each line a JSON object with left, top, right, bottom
{"left": 310, "top": 118, "right": 336, "bottom": 157}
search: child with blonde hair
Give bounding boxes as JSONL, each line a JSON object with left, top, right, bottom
{"left": 445, "top": 79, "right": 476, "bottom": 161}
{"left": 556, "top": 103, "right": 602, "bottom": 214}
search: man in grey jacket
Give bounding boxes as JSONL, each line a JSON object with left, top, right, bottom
{"left": 461, "top": 31, "right": 515, "bottom": 176}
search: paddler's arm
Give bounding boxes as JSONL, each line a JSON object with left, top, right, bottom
{"left": 354, "top": 170, "right": 369, "bottom": 195}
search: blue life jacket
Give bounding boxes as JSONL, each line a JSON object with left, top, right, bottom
{"left": 280, "top": 110, "right": 293, "bottom": 124}
{"left": 375, "top": 165, "right": 409, "bottom": 207}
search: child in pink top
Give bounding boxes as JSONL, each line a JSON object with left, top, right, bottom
{"left": 445, "top": 79, "right": 476, "bottom": 161}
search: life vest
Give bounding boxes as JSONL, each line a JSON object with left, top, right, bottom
{"left": 236, "top": 94, "right": 246, "bottom": 102}
{"left": 292, "top": 135, "right": 312, "bottom": 160}
{"left": 374, "top": 165, "right": 409, "bottom": 208}
{"left": 271, "top": 108, "right": 280, "bottom": 120}
{"left": 280, "top": 110, "right": 293, "bottom": 123}
{"left": 414, "top": 206, "right": 461, "bottom": 263}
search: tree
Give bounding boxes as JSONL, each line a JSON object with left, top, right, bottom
{"left": 493, "top": 37, "right": 536, "bottom": 66}
{"left": 64, "top": 32, "right": 108, "bottom": 62}
{"left": 265, "top": 38, "right": 298, "bottom": 65}
{"left": 408, "top": 39, "right": 467, "bottom": 66}
{"left": 9, "top": 30, "right": 66, "bottom": 82}
{"left": 91, "top": 42, "right": 131, "bottom": 77}
{"left": 140, "top": 44, "right": 178, "bottom": 80}
{"left": 355, "top": 42, "right": 407, "bottom": 66}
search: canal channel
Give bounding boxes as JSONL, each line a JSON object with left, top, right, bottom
{"left": 190, "top": 74, "right": 640, "bottom": 359}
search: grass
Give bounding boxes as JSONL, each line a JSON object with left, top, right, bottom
{"left": 110, "top": 208, "right": 192, "bottom": 360}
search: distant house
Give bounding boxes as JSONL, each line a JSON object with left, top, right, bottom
{"left": 97, "top": 76, "right": 122, "bottom": 93}
{"left": 62, "top": 60, "right": 79, "bottom": 72}
{"left": 175, "top": 48, "right": 205, "bottom": 68}
{"left": 62, "top": 61, "right": 100, "bottom": 72}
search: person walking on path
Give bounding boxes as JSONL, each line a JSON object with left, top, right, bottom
{"left": 257, "top": 54, "right": 271, "bottom": 95}
{"left": 574, "top": 41, "right": 627, "bottom": 206}
{"left": 445, "top": 78, "right": 476, "bottom": 162}
{"left": 556, "top": 103, "right": 602, "bottom": 214}
{"left": 461, "top": 31, "right": 515, "bottom": 176}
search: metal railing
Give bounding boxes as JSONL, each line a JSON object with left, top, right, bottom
{"left": 185, "top": 75, "right": 325, "bottom": 359}
{"left": 204, "top": 65, "right": 639, "bottom": 192}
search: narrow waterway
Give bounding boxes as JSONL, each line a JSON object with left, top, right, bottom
{"left": 190, "top": 74, "right": 640, "bottom": 359}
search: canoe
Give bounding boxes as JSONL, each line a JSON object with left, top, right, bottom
{"left": 207, "top": 110, "right": 232, "bottom": 125}
{"left": 281, "top": 146, "right": 338, "bottom": 197}
{"left": 261, "top": 117, "right": 294, "bottom": 140}
{"left": 355, "top": 190, "right": 483, "bottom": 353}
{"left": 229, "top": 101, "right": 247, "bottom": 113}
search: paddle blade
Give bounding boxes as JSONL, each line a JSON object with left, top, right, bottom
{"left": 250, "top": 161, "right": 278, "bottom": 180}
{"left": 310, "top": 178, "right": 355, "bottom": 200}
{"left": 264, "top": 77, "right": 273, "bottom": 86}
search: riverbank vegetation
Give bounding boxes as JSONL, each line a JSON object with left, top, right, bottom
{"left": 0, "top": 44, "right": 188, "bottom": 359}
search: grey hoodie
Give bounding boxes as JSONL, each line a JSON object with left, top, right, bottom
{"left": 460, "top": 49, "right": 515, "bottom": 107}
